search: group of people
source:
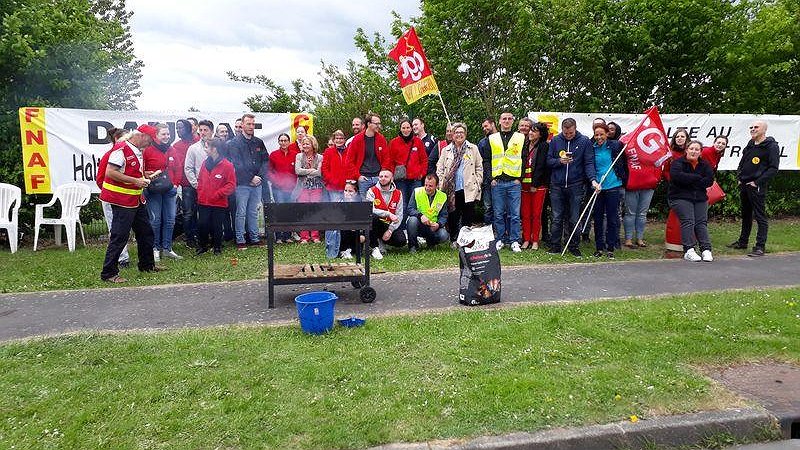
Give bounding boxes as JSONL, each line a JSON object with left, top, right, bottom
{"left": 97, "top": 111, "right": 781, "bottom": 282}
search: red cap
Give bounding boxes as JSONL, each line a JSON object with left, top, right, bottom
{"left": 137, "top": 124, "right": 159, "bottom": 142}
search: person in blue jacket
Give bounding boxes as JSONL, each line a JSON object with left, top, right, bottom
{"left": 590, "top": 123, "right": 627, "bottom": 258}
{"left": 546, "top": 118, "right": 598, "bottom": 257}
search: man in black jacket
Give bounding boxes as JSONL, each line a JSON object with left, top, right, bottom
{"left": 727, "top": 120, "right": 780, "bottom": 257}
{"left": 226, "top": 113, "right": 268, "bottom": 249}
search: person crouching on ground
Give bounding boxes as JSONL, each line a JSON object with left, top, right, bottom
{"left": 407, "top": 173, "right": 450, "bottom": 253}
{"left": 365, "top": 169, "right": 407, "bottom": 260}
{"left": 196, "top": 138, "right": 236, "bottom": 255}
{"left": 668, "top": 140, "right": 715, "bottom": 262}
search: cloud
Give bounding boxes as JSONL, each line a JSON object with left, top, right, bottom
{"left": 127, "top": 0, "right": 421, "bottom": 111}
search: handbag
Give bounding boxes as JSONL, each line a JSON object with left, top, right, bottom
{"left": 706, "top": 180, "right": 726, "bottom": 206}
{"left": 394, "top": 142, "right": 415, "bottom": 180}
{"left": 147, "top": 171, "right": 173, "bottom": 194}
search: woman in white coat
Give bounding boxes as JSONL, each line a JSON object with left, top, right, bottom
{"left": 436, "top": 122, "right": 483, "bottom": 245}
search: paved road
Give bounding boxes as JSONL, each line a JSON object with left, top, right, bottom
{"left": 1, "top": 252, "right": 799, "bottom": 342}
{"left": 726, "top": 442, "right": 800, "bottom": 450}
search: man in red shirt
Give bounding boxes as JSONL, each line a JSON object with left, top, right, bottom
{"left": 344, "top": 113, "right": 391, "bottom": 200}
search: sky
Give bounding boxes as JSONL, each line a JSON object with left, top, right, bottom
{"left": 127, "top": 0, "right": 422, "bottom": 113}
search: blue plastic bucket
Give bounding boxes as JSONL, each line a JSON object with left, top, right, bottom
{"left": 294, "top": 291, "right": 338, "bottom": 335}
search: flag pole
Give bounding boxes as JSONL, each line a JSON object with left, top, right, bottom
{"left": 561, "top": 142, "right": 628, "bottom": 257}
{"left": 436, "top": 91, "right": 452, "bottom": 126}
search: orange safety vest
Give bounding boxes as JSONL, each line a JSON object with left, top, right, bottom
{"left": 371, "top": 185, "right": 402, "bottom": 224}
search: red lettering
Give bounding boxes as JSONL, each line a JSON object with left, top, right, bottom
{"left": 27, "top": 152, "right": 46, "bottom": 168}
{"left": 24, "top": 108, "right": 39, "bottom": 123}
{"left": 293, "top": 114, "right": 311, "bottom": 131}
{"left": 25, "top": 130, "right": 44, "bottom": 145}
{"left": 30, "top": 174, "right": 46, "bottom": 189}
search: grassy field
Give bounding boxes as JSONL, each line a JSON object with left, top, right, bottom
{"left": 1, "top": 287, "right": 797, "bottom": 449}
{"left": 1, "top": 218, "right": 798, "bottom": 293}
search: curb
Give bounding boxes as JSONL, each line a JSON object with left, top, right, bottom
{"left": 369, "top": 408, "right": 779, "bottom": 450}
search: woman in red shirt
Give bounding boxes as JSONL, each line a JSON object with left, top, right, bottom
{"left": 389, "top": 119, "right": 428, "bottom": 211}
{"left": 268, "top": 133, "right": 298, "bottom": 243}
{"left": 322, "top": 130, "right": 348, "bottom": 201}
{"left": 143, "top": 123, "right": 182, "bottom": 261}
{"left": 196, "top": 138, "right": 236, "bottom": 255}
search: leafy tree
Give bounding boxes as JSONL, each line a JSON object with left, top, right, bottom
{"left": 0, "top": 0, "right": 143, "bottom": 232}
{"left": 226, "top": 72, "right": 314, "bottom": 113}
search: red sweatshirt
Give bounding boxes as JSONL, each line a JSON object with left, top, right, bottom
{"left": 322, "top": 145, "right": 348, "bottom": 191}
{"left": 701, "top": 146, "right": 722, "bottom": 171}
{"left": 197, "top": 157, "right": 236, "bottom": 207}
{"left": 143, "top": 145, "right": 182, "bottom": 186}
{"left": 389, "top": 136, "right": 428, "bottom": 180}
{"left": 269, "top": 147, "right": 299, "bottom": 191}
{"left": 344, "top": 131, "right": 391, "bottom": 180}
{"left": 167, "top": 139, "right": 195, "bottom": 187}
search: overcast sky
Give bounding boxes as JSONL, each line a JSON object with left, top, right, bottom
{"left": 127, "top": 1, "right": 421, "bottom": 113}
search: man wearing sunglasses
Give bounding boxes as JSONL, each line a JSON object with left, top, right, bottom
{"left": 727, "top": 120, "right": 780, "bottom": 257}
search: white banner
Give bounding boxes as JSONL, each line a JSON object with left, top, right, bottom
{"left": 18, "top": 107, "right": 314, "bottom": 194}
{"left": 529, "top": 112, "right": 800, "bottom": 171}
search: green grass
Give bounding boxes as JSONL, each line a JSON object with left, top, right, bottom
{"left": 1, "top": 288, "right": 797, "bottom": 449}
{"left": 1, "top": 219, "right": 799, "bottom": 293}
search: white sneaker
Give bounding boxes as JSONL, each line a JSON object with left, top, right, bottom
{"left": 417, "top": 237, "right": 427, "bottom": 246}
{"left": 701, "top": 250, "right": 713, "bottom": 262}
{"left": 496, "top": 241, "right": 504, "bottom": 251}
{"left": 153, "top": 249, "right": 160, "bottom": 262}
{"left": 511, "top": 242, "right": 522, "bottom": 253}
{"left": 340, "top": 249, "right": 353, "bottom": 259}
{"left": 371, "top": 247, "right": 383, "bottom": 260}
{"left": 683, "top": 248, "right": 702, "bottom": 262}
{"left": 163, "top": 249, "right": 182, "bottom": 260}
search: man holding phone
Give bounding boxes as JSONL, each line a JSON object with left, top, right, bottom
{"left": 546, "top": 118, "right": 597, "bottom": 257}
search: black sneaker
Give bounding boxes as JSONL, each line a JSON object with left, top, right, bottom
{"left": 606, "top": 251, "right": 615, "bottom": 259}
{"left": 568, "top": 248, "right": 582, "bottom": 258}
{"left": 747, "top": 248, "right": 765, "bottom": 257}
{"left": 408, "top": 246, "right": 418, "bottom": 254}
{"left": 593, "top": 251, "right": 603, "bottom": 258}
{"left": 726, "top": 241, "right": 748, "bottom": 249}
{"left": 547, "top": 247, "right": 561, "bottom": 254}
{"left": 213, "top": 248, "right": 222, "bottom": 255}
{"left": 195, "top": 247, "right": 209, "bottom": 256}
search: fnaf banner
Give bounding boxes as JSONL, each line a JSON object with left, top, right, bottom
{"left": 18, "top": 107, "right": 313, "bottom": 194}
{"left": 530, "top": 112, "right": 800, "bottom": 172}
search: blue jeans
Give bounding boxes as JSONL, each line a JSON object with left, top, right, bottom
{"left": 181, "top": 185, "right": 198, "bottom": 244}
{"left": 550, "top": 183, "right": 585, "bottom": 251}
{"left": 482, "top": 184, "right": 493, "bottom": 225}
{"left": 395, "top": 179, "right": 422, "bottom": 212}
{"left": 623, "top": 189, "right": 654, "bottom": 241}
{"left": 235, "top": 185, "right": 262, "bottom": 244}
{"left": 324, "top": 190, "right": 344, "bottom": 258}
{"left": 358, "top": 176, "right": 379, "bottom": 201}
{"left": 144, "top": 186, "right": 178, "bottom": 251}
{"left": 592, "top": 187, "right": 622, "bottom": 251}
{"left": 272, "top": 188, "right": 293, "bottom": 241}
{"left": 406, "top": 216, "right": 450, "bottom": 249}
{"left": 491, "top": 180, "right": 521, "bottom": 244}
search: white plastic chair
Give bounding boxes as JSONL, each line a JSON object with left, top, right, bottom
{"left": 33, "top": 183, "right": 91, "bottom": 252}
{"left": 0, "top": 183, "right": 21, "bottom": 253}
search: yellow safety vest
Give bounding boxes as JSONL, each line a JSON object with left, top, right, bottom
{"left": 490, "top": 132, "right": 524, "bottom": 178}
{"left": 414, "top": 187, "right": 447, "bottom": 223}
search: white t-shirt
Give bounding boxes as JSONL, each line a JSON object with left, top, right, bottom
{"left": 108, "top": 142, "right": 143, "bottom": 174}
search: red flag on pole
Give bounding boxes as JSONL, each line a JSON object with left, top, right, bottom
{"left": 620, "top": 106, "right": 670, "bottom": 189}
{"left": 388, "top": 27, "right": 439, "bottom": 105}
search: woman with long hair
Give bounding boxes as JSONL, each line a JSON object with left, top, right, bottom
{"left": 143, "top": 123, "right": 182, "bottom": 261}
{"left": 292, "top": 135, "right": 324, "bottom": 243}
{"left": 520, "top": 122, "right": 550, "bottom": 250}
{"left": 389, "top": 119, "right": 428, "bottom": 212}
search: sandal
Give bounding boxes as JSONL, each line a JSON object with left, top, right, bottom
{"left": 521, "top": 241, "right": 531, "bottom": 250}
{"left": 624, "top": 240, "right": 636, "bottom": 249}
{"left": 637, "top": 240, "right": 648, "bottom": 248}
{"left": 104, "top": 275, "right": 127, "bottom": 283}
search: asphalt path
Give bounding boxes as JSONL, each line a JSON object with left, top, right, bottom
{"left": 1, "top": 252, "right": 798, "bottom": 342}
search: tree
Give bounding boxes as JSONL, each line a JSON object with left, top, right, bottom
{"left": 226, "top": 72, "right": 314, "bottom": 113}
{"left": 0, "top": 0, "right": 143, "bottom": 231}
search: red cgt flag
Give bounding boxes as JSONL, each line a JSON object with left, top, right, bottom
{"left": 388, "top": 27, "right": 439, "bottom": 104}
{"left": 620, "top": 106, "right": 671, "bottom": 168}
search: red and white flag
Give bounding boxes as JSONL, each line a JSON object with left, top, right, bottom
{"left": 388, "top": 27, "right": 439, "bottom": 105}
{"left": 620, "top": 106, "right": 670, "bottom": 190}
